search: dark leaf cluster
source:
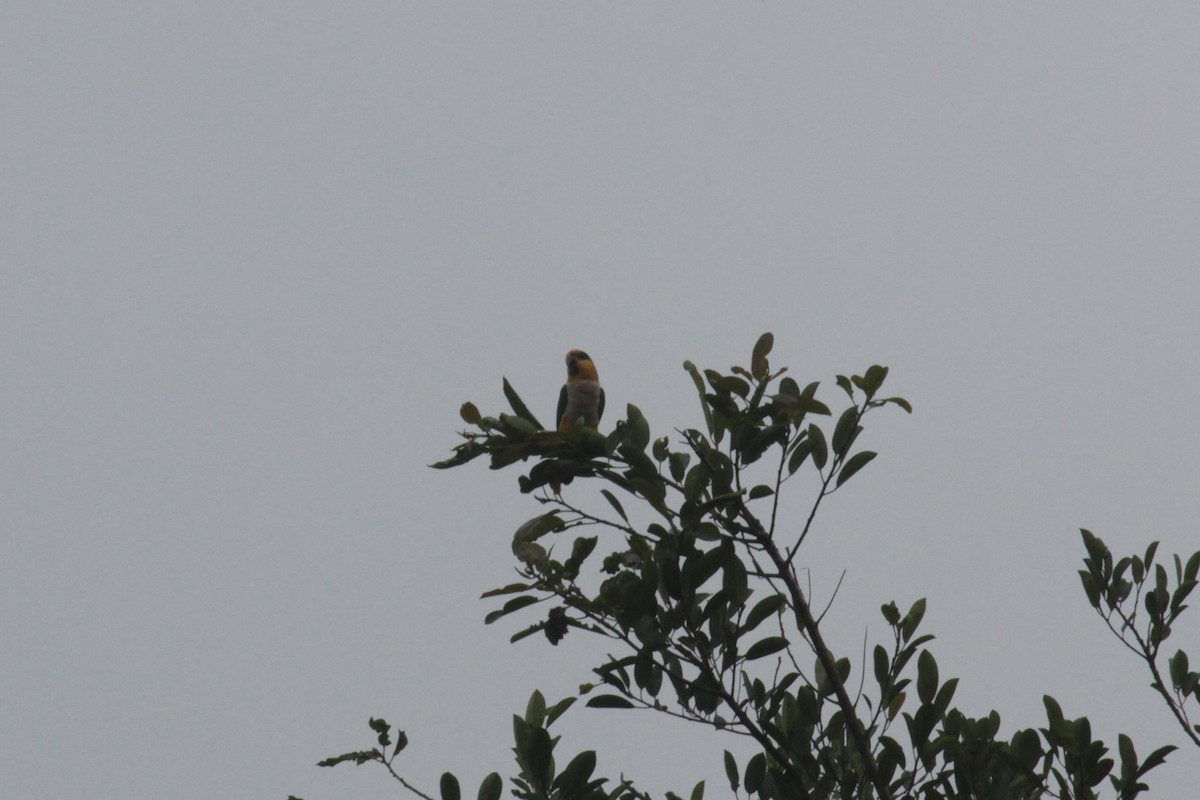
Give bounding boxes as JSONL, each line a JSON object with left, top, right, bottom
{"left": 304, "top": 335, "right": 1188, "bottom": 800}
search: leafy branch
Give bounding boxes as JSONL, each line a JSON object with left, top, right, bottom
{"left": 1079, "top": 529, "right": 1200, "bottom": 749}
{"left": 301, "top": 334, "right": 1182, "bottom": 800}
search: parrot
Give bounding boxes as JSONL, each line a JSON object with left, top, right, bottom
{"left": 556, "top": 349, "right": 605, "bottom": 431}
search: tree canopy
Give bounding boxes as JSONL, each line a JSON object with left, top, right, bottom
{"left": 297, "top": 334, "right": 1198, "bottom": 800}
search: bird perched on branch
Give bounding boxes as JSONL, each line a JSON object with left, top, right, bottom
{"left": 556, "top": 349, "right": 605, "bottom": 431}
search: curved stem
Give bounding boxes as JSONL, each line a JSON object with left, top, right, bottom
{"left": 1106, "top": 604, "right": 1200, "bottom": 748}
{"left": 742, "top": 507, "right": 894, "bottom": 800}
{"left": 381, "top": 759, "right": 437, "bottom": 800}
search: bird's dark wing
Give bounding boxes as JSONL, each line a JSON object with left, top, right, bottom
{"left": 556, "top": 384, "right": 568, "bottom": 430}
{"left": 598, "top": 386, "right": 606, "bottom": 423}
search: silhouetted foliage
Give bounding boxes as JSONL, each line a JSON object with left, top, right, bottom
{"left": 298, "top": 334, "right": 1196, "bottom": 800}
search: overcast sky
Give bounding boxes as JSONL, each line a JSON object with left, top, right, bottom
{"left": 4, "top": 4, "right": 1199, "bottom": 799}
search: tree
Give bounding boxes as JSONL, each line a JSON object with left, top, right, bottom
{"left": 297, "top": 334, "right": 1195, "bottom": 800}
{"left": 1077, "top": 531, "right": 1200, "bottom": 751}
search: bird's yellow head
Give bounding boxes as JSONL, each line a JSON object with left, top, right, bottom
{"left": 565, "top": 349, "right": 599, "bottom": 382}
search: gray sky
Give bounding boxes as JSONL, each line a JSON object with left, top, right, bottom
{"left": 4, "top": 4, "right": 1199, "bottom": 798}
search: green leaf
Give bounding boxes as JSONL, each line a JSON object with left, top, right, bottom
{"left": 744, "top": 753, "right": 767, "bottom": 794}
{"left": 831, "top": 406, "right": 859, "bottom": 457}
{"left": 598, "top": 489, "right": 629, "bottom": 523}
{"left": 780, "top": 392, "right": 832, "bottom": 419}
{"left": 634, "top": 652, "right": 663, "bottom": 696}
{"left": 1172, "top": 578, "right": 1197, "bottom": 617}
{"left": 707, "top": 370, "right": 751, "bottom": 399}
{"left": 683, "top": 361, "right": 716, "bottom": 439}
{"left": 690, "top": 779, "right": 705, "bottom": 800}
{"left": 1080, "top": 529, "right": 1109, "bottom": 573}
{"left": 1118, "top": 733, "right": 1136, "bottom": 775}
{"left": 787, "top": 437, "right": 813, "bottom": 474}
{"left": 1144, "top": 540, "right": 1160, "bottom": 568}
{"left": 808, "top": 423, "right": 828, "bottom": 469}
{"left": 503, "top": 378, "right": 544, "bottom": 430}
{"left": 1169, "top": 650, "right": 1189, "bottom": 688}
{"left": 477, "top": 772, "right": 503, "bottom": 800}
{"left": 685, "top": 542, "right": 730, "bottom": 594}
{"left": 900, "top": 598, "right": 926, "bottom": 642}
{"left": 708, "top": 676, "right": 741, "bottom": 713}
{"left": 860, "top": 364, "right": 888, "bottom": 398}
{"left": 1185, "top": 550, "right": 1200, "bottom": 583}
{"left": 682, "top": 462, "right": 708, "bottom": 503}
{"left": 512, "top": 513, "right": 564, "bottom": 550}
{"left": 525, "top": 690, "right": 546, "bottom": 726}
{"left": 585, "top": 695, "right": 635, "bottom": 709}
{"left": 316, "top": 748, "right": 382, "bottom": 767}
{"left": 723, "top": 751, "right": 739, "bottom": 792}
{"left": 1146, "top": 582, "right": 1162, "bottom": 618}
{"left": 484, "top": 595, "right": 539, "bottom": 624}
{"left": 440, "top": 772, "right": 461, "bottom": 800}
{"left": 480, "top": 582, "right": 533, "bottom": 599}
{"left": 668, "top": 451, "right": 690, "bottom": 482}
{"left": 369, "top": 717, "right": 391, "bottom": 746}
{"left": 626, "top": 404, "right": 651, "bottom": 450}
{"left": 545, "top": 696, "right": 577, "bottom": 727}
{"left": 522, "top": 726, "right": 553, "bottom": 788}
{"left": 1078, "top": 570, "right": 1101, "bottom": 608}
{"left": 620, "top": 441, "right": 662, "bottom": 486}
{"left": 745, "top": 636, "right": 789, "bottom": 660}
{"left": 1043, "top": 695, "right": 1066, "bottom": 732}
{"left": 563, "top": 536, "right": 597, "bottom": 578}
{"left": 873, "top": 645, "right": 890, "bottom": 689}
{"left": 932, "top": 677, "right": 958, "bottom": 716}
{"left": 741, "top": 595, "right": 787, "bottom": 635}
{"left": 723, "top": 552, "right": 749, "bottom": 605}
{"left": 1011, "top": 729, "right": 1043, "bottom": 771}
{"left": 429, "top": 440, "right": 488, "bottom": 469}
{"left": 1135, "top": 744, "right": 1177, "bottom": 779}
{"left": 460, "top": 402, "right": 482, "bottom": 425}
{"left": 552, "top": 751, "right": 597, "bottom": 795}
{"left": 903, "top": 705, "right": 938, "bottom": 750}
{"left": 751, "top": 332, "right": 774, "bottom": 380}
{"left": 509, "top": 625, "right": 543, "bottom": 644}
{"left": 836, "top": 450, "right": 877, "bottom": 488}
